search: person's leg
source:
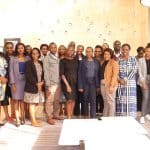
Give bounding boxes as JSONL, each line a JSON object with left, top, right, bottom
{"left": 53, "top": 84, "right": 63, "bottom": 119}
{"left": 101, "top": 83, "right": 108, "bottom": 117}
{"left": 71, "top": 100, "right": 75, "bottom": 117}
{"left": 29, "top": 103, "right": 41, "bottom": 127}
{"left": 20, "top": 101, "right": 25, "bottom": 124}
{"left": 141, "top": 89, "right": 149, "bottom": 117}
{"left": 106, "top": 87, "right": 117, "bottom": 116}
{"left": 89, "top": 84, "right": 96, "bottom": 118}
{"left": 96, "top": 94, "right": 100, "bottom": 113}
{"left": 66, "top": 100, "right": 72, "bottom": 119}
{"left": 83, "top": 85, "right": 89, "bottom": 117}
{"left": 10, "top": 99, "right": 15, "bottom": 118}
{"left": 14, "top": 100, "right": 20, "bottom": 126}
{"left": 74, "top": 91, "right": 80, "bottom": 116}
{"left": 45, "top": 86, "right": 56, "bottom": 125}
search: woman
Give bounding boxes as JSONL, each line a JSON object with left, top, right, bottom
{"left": 116, "top": 44, "right": 137, "bottom": 117}
{"left": 58, "top": 45, "right": 66, "bottom": 115}
{"left": 60, "top": 46, "right": 78, "bottom": 119}
{"left": 0, "top": 42, "right": 15, "bottom": 123}
{"left": 138, "top": 45, "right": 150, "bottom": 123}
{"left": 24, "top": 48, "right": 44, "bottom": 127}
{"left": 0, "top": 52, "right": 8, "bottom": 125}
{"left": 58, "top": 45, "right": 66, "bottom": 59}
{"left": 9, "top": 43, "right": 30, "bottom": 127}
{"left": 100, "top": 48, "right": 119, "bottom": 116}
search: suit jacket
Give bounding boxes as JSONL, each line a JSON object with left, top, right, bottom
{"left": 78, "top": 58, "right": 100, "bottom": 89}
{"left": 104, "top": 59, "right": 119, "bottom": 88}
{"left": 9, "top": 56, "right": 30, "bottom": 85}
{"left": 43, "top": 53, "right": 60, "bottom": 86}
{"left": 138, "top": 57, "right": 147, "bottom": 85}
{"left": 24, "top": 60, "right": 44, "bottom": 93}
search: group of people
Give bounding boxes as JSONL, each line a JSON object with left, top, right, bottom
{"left": 0, "top": 40, "right": 149, "bottom": 127}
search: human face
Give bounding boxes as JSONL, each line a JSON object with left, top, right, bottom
{"left": 5, "top": 43, "right": 14, "bottom": 55}
{"left": 26, "top": 46, "right": 32, "bottom": 54}
{"left": 137, "top": 51, "right": 144, "bottom": 58}
{"left": 114, "top": 41, "right": 121, "bottom": 52}
{"left": 121, "top": 46, "right": 130, "bottom": 58}
{"left": 41, "top": 46, "right": 48, "bottom": 56}
{"left": 66, "top": 47, "right": 74, "bottom": 57}
{"left": 76, "top": 46, "right": 84, "bottom": 55}
{"left": 32, "top": 49, "right": 39, "bottom": 61}
{"left": 86, "top": 48, "right": 93, "bottom": 59}
{"left": 102, "top": 43, "right": 109, "bottom": 50}
{"left": 94, "top": 48, "right": 102, "bottom": 58}
{"left": 17, "top": 45, "right": 25, "bottom": 55}
{"left": 50, "top": 44, "right": 57, "bottom": 55}
{"left": 104, "top": 51, "right": 111, "bottom": 61}
{"left": 59, "top": 47, "right": 66, "bottom": 56}
{"left": 145, "top": 48, "right": 150, "bottom": 58}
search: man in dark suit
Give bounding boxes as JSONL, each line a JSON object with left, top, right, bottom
{"left": 78, "top": 47, "right": 100, "bottom": 118}
{"left": 74, "top": 45, "right": 85, "bottom": 117}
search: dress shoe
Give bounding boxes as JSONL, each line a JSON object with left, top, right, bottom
{"left": 31, "top": 122, "right": 42, "bottom": 127}
{"left": 53, "top": 116, "right": 64, "bottom": 120}
{"left": 15, "top": 121, "right": 20, "bottom": 127}
{"left": 47, "top": 119, "right": 55, "bottom": 125}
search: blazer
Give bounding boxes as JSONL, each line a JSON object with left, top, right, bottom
{"left": 78, "top": 58, "right": 100, "bottom": 89}
{"left": 9, "top": 56, "right": 30, "bottom": 85}
{"left": 43, "top": 53, "right": 60, "bottom": 86}
{"left": 138, "top": 57, "right": 147, "bottom": 85}
{"left": 104, "top": 59, "right": 119, "bottom": 88}
{"left": 24, "top": 60, "right": 44, "bottom": 93}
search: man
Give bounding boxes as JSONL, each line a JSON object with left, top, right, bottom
{"left": 74, "top": 45, "right": 85, "bottom": 116}
{"left": 43, "top": 42, "right": 63, "bottom": 125}
{"left": 78, "top": 47, "right": 100, "bottom": 118}
{"left": 113, "top": 40, "right": 121, "bottom": 61}
{"left": 94, "top": 45, "right": 104, "bottom": 115}
{"left": 135, "top": 46, "right": 144, "bottom": 112}
{"left": 40, "top": 44, "right": 49, "bottom": 61}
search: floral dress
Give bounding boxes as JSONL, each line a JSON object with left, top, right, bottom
{"left": 24, "top": 63, "right": 44, "bottom": 103}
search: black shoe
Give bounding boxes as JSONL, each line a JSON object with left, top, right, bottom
{"left": 0, "top": 123, "right": 4, "bottom": 126}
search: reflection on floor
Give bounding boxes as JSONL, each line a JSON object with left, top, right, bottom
{"left": 0, "top": 115, "right": 150, "bottom": 150}
{"left": 0, "top": 120, "right": 79, "bottom": 150}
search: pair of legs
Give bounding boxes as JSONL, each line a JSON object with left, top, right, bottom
{"left": 101, "top": 84, "right": 117, "bottom": 117}
{"left": 141, "top": 82, "right": 150, "bottom": 117}
{"left": 66, "top": 100, "right": 75, "bottom": 119}
{"left": 83, "top": 83, "right": 96, "bottom": 118}
{"left": 28, "top": 103, "right": 42, "bottom": 127}
{"left": 45, "top": 84, "right": 62, "bottom": 124}
{"left": 14, "top": 100, "right": 25, "bottom": 126}
{"left": 74, "top": 91, "right": 84, "bottom": 116}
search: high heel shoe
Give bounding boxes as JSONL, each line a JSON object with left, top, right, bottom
{"left": 21, "top": 120, "right": 25, "bottom": 125}
{"left": 15, "top": 121, "right": 20, "bottom": 127}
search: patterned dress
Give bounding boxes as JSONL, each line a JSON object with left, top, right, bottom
{"left": 0, "top": 56, "right": 7, "bottom": 101}
{"left": 116, "top": 56, "right": 137, "bottom": 117}
{"left": 24, "top": 63, "right": 44, "bottom": 103}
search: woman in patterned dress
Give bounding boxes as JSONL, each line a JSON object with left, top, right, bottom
{"left": 24, "top": 48, "right": 44, "bottom": 127}
{"left": 116, "top": 43, "right": 137, "bottom": 117}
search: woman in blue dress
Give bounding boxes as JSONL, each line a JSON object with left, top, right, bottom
{"left": 9, "top": 43, "right": 30, "bottom": 127}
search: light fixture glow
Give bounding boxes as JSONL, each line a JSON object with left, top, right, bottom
{"left": 141, "top": 0, "right": 150, "bottom": 7}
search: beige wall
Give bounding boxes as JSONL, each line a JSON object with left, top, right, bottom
{"left": 0, "top": 0, "right": 149, "bottom": 55}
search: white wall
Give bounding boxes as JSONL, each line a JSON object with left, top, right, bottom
{"left": 0, "top": 0, "right": 149, "bottom": 55}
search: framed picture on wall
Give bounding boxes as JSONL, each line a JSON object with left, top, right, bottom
{"left": 4, "top": 38, "right": 21, "bottom": 52}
